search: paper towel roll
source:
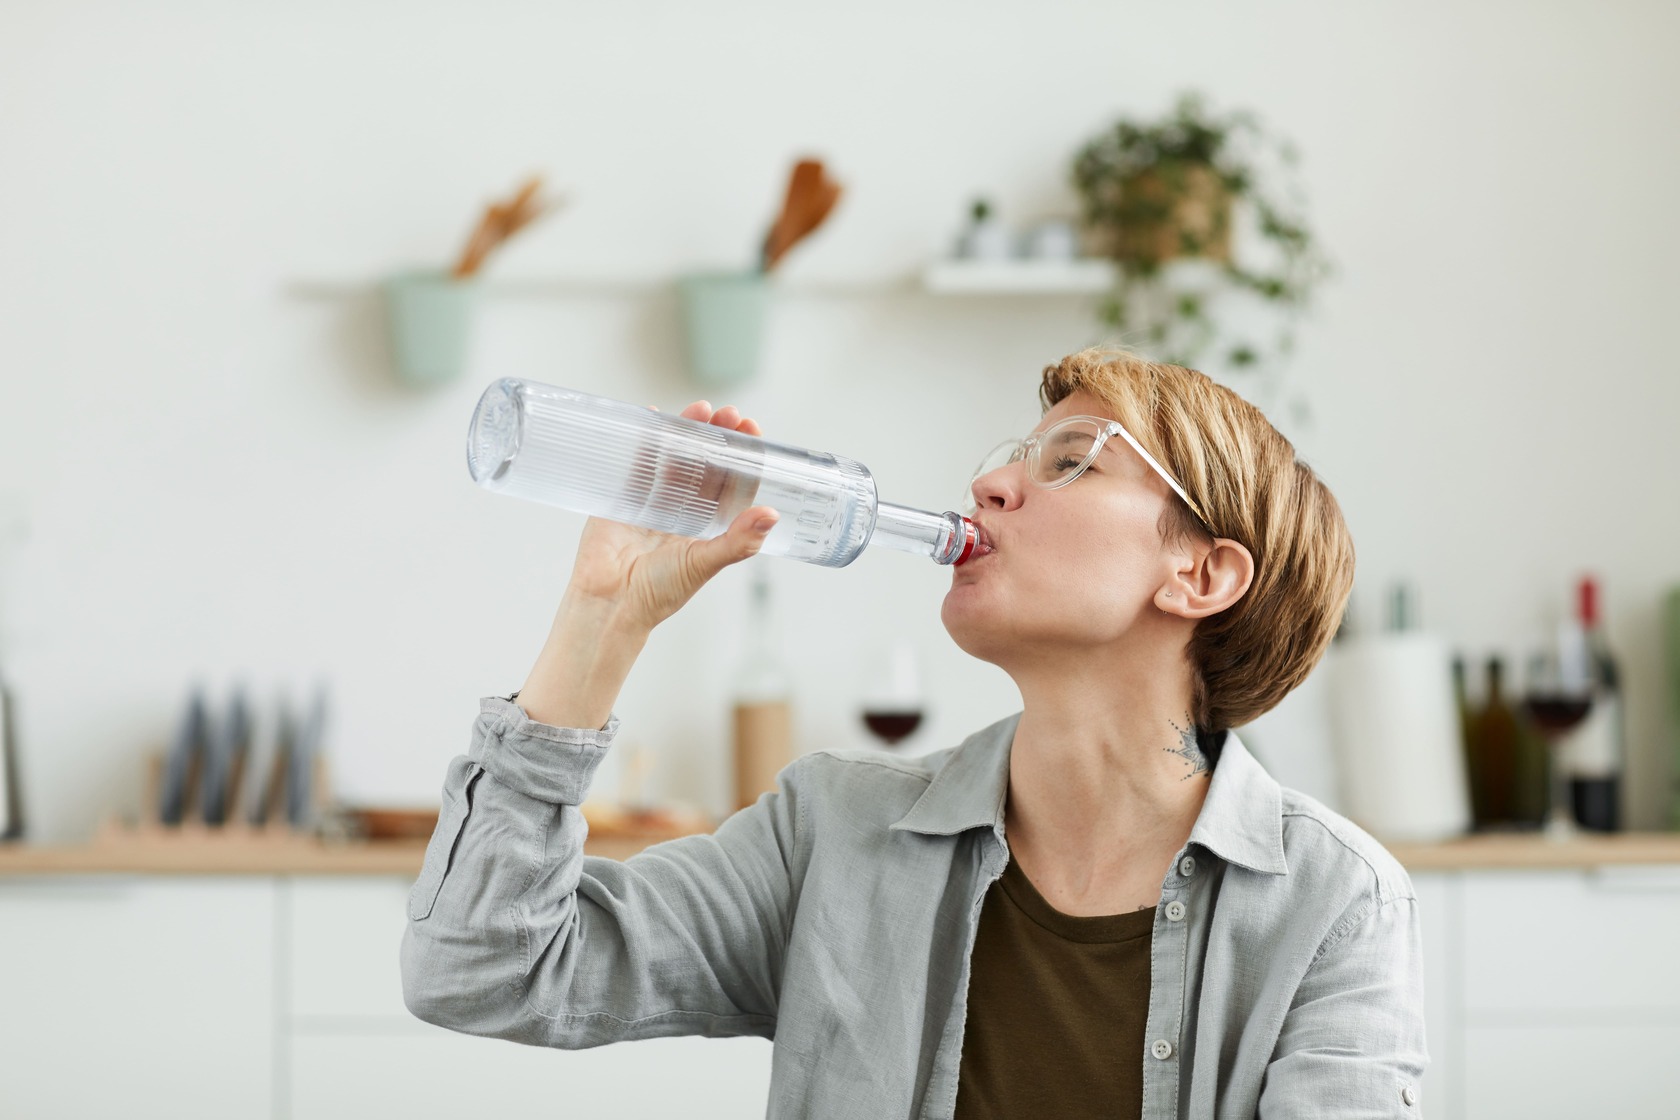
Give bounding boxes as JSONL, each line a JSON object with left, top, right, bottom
{"left": 1325, "top": 632, "right": 1472, "bottom": 842}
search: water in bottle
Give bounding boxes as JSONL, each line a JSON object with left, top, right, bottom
{"left": 467, "top": 379, "right": 977, "bottom": 568}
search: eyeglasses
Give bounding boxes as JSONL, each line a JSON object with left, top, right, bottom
{"left": 963, "top": 414, "right": 1213, "bottom": 531}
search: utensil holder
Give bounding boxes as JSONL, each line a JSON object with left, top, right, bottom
{"left": 383, "top": 269, "right": 479, "bottom": 387}
{"left": 677, "top": 271, "right": 770, "bottom": 387}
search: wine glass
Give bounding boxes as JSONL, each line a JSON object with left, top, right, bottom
{"left": 1522, "top": 621, "right": 1595, "bottom": 841}
{"left": 859, "top": 640, "right": 925, "bottom": 749}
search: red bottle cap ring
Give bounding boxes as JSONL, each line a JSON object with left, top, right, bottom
{"left": 954, "top": 520, "right": 978, "bottom": 565}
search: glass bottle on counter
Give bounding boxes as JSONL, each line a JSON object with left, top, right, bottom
{"left": 0, "top": 669, "right": 22, "bottom": 842}
{"left": 1560, "top": 575, "right": 1625, "bottom": 831}
{"left": 731, "top": 568, "right": 793, "bottom": 813}
{"left": 1471, "top": 656, "right": 1525, "bottom": 829}
{"left": 1509, "top": 655, "right": 1553, "bottom": 829}
{"left": 1452, "top": 654, "right": 1483, "bottom": 829}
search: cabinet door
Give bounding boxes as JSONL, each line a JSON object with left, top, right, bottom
{"left": 291, "top": 1032, "right": 773, "bottom": 1117}
{"left": 1465, "top": 1024, "right": 1680, "bottom": 1117}
{"left": 287, "top": 875, "right": 773, "bottom": 1116}
{"left": 0, "top": 876, "right": 275, "bottom": 1120}
{"left": 287, "top": 875, "right": 411, "bottom": 1021}
{"left": 1463, "top": 866, "right": 1680, "bottom": 1013}
{"left": 1412, "top": 872, "right": 1459, "bottom": 1120}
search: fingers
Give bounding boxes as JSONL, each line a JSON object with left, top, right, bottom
{"left": 692, "top": 506, "right": 780, "bottom": 577}
{"left": 710, "top": 405, "right": 741, "bottom": 429}
{"left": 676, "top": 400, "right": 759, "bottom": 434}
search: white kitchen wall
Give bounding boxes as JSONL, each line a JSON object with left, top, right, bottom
{"left": 2, "top": 0, "right": 1676, "bottom": 842}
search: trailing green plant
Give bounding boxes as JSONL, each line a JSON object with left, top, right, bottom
{"left": 1072, "top": 91, "right": 1331, "bottom": 377}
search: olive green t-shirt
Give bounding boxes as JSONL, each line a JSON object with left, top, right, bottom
{"left": 953, "top": 855, "right": 1156, "bottom": 1119}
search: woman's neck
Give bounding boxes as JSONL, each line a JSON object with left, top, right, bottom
{"left": 1003, "top": 669, "right": 1214, "bottom": 877}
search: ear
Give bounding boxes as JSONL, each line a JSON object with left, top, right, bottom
{"left": 1156, "top": 537, "right": 1254, "bottom": 619}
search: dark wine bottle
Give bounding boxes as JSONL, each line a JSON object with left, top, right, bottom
{"left": 1472, "top": 657, "right": 1520, "bottom": 828}
{"left": 0, "top": 671, "right": 22, "bottom": 842}
{"left": 1561, "top": 575, "right": 1625, "bottom": 831}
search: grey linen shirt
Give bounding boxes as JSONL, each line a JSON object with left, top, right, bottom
{"left": 401, "top": 697, "right": 1429, "bottom": 1118}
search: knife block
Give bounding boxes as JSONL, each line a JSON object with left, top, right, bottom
{"left": 90, "top": 748, "right": 333, "bottom": 850}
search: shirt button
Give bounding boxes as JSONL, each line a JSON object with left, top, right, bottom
{"left": 1151, "top": 1039, "right": 1174, "bottom": 1060}
{"left": 1179, "top": 856, "right": 1197, "bottom": 877}
{"left": 1401, "top": 1086, "right": 1417, "bottom": 1106}
{"left": 1165, "top": 900, "right": 1187, "bottom": 922}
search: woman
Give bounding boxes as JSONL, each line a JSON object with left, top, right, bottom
{"left": 401, "top": 348, "right": 1428, "bottom": 1119}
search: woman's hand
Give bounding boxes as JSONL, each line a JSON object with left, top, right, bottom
{"left": 565, "top": 401, "right": 779, "bottom": 635}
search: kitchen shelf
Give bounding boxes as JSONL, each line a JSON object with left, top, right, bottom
{"left": 919, "top": 258, "right": 1118, "bottom": 294}
{"left": 284, "top": 259, "right": 1122, "bottom": 301}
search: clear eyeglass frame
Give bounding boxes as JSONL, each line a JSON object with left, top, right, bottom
{"left": 962, "top": 414, "right": 1213, "bottom": 532}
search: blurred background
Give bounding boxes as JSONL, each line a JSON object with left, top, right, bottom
{"left": 2, "top": 1, "right": 1678, "bottom": 1117}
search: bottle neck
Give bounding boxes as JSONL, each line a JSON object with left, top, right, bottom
{"left": 869, "top": 502, "right": 976, "bottom": 565}
{"left": 734, "top": 575, "right": 789, "bottom": 701}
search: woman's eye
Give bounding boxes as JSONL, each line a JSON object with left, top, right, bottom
{"left": 1052, "top": 455, "right": 1085, "bottom": 474}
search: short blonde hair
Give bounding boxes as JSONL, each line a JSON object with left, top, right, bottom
{"left": 1038, "top": 347, "right": 1354, "bottom": 734}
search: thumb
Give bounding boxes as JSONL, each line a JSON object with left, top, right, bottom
{"left": 692, "top": 506, "right": 780, "bottom": 576}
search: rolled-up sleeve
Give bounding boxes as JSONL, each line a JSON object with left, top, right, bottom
{"left": 1259, "top": 895, "right": 1430, "bottom": 1117}
{"left": 399, "top": 696, "right": 801, "bottom": 1049}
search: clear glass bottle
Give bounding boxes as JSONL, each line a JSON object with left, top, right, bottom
{"left": 467, "top": 379, "right": 976, "bottom": 568}
{"left": 732, "top": 569, "right": 793, "bottom": 812}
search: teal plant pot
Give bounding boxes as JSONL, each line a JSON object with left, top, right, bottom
{"left": 382, "top": 269, "right": 479, "bottom": 387}
{"left": 678, "top": 271, "right": 770, "bottom": 387}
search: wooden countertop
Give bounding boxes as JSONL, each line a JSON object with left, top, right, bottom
{"left": 1383, "top": 831, "right": 1680, "bottom": 870}
{"left": 0, "top": 818, "right": 700, "bottom": 877}
{"left": 3, "top": 829, "right": 1680, "bottom": 877}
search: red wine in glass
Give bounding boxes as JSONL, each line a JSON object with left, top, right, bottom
{"left": 862, "top": 709, "right": 924, "bottom": 747}
{"left": 1523, "top": 693, "right": 1592, "bottom": 733}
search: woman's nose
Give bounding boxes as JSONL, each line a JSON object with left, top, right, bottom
{"left": 969, "top": 463, "right": 1026, "bottom": 512}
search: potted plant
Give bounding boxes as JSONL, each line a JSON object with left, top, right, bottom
{"left": 1071, "top": 91, "right": 1330, "bottom": 383}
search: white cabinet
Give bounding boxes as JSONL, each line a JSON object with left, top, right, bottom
{"left": 1461, "top": 867, "right": 1680, "bottom": 1013}
{"left": 1413, "top": 873, "right": 1458, "bottom": 1118}
{"left": 1463, "top": 1024, "right": 1680, "bottom": 1117}
{"left": 1416, "top": 865, "right": 1680, "bottom": 1120}
{"left": 7, "top": 864, "right": 1680, "bottom": 1118}
{"left": 290, "top": 1031, "right": 773, "bottom": 1115}
{"left": 283, "top": 876, "right": 773, "bottom": 1118}
{"left": 0, "top": 877, "right": 275, "bottom": 1120}
{"left": 287, "top": 876, "right": 411, "bottom": 1022}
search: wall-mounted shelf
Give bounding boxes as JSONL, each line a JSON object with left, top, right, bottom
{"left": 920, "top": 258, "right": 1117, "bottom": 294}
{"left": 284, "top": 259, "right": 1121, "bottom": 301}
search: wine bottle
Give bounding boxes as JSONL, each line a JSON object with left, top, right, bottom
{"left": 1560, "top": 575, "right": 1625, "bottom": 831}
{"left": 0, "top": 671, "right": 22, "bottom": 842}
{"left": 1471, "top": 657, "right": 1519, "bottom": 828}
{"left": 731, "top": 569, "right": 794, "bottom": 813}
{"left": 1510, "top": 655, "right": 1552, "bottom": 829}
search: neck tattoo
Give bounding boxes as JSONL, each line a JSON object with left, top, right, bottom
{"left": 1166, "top": 714, "right": 1211, "bottom": 780}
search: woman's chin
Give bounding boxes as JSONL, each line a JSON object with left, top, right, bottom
{"left": 940, "top": 588, "right": 1005, "bottom": 657}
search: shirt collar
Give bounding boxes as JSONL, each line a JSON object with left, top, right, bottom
{"left": 889, "top": 711, "right": 1288, "bottom": 877}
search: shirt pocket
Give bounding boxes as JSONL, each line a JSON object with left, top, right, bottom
{"left": 407, "top": 774, "right": 475, "bottom": 921}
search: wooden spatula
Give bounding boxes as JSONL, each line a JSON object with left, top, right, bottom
{"left": 761, "top": 159, "right": 843, "bottom": 272}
